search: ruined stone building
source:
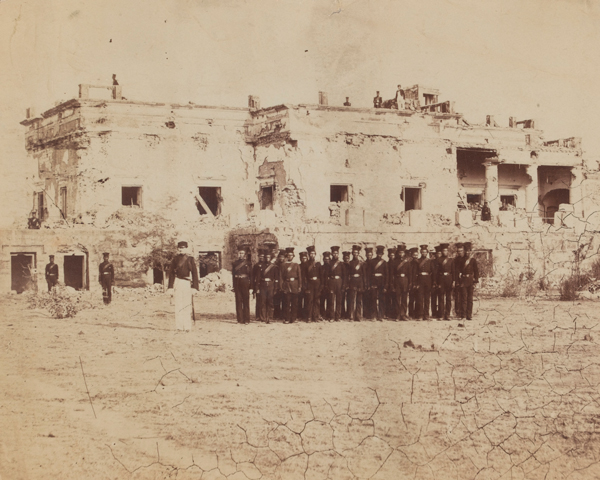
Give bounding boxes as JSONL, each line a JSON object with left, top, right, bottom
{"left": 2, "top": 83, "right": 599, "bottom": 293}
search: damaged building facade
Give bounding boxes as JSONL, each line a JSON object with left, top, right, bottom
{"left": 2, "top": 83, "right": 599, "bottom": 293}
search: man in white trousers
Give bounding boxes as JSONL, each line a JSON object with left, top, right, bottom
{"left": 167, "top": 241, "right": 200, "bottom": 331}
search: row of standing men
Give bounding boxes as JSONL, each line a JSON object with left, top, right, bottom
{"left": 232, "top": 242, "right": 479, "bottom": 324}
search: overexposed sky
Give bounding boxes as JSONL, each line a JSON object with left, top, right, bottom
{"left": 1, "top": 0, "right": 599, "bottom": 220}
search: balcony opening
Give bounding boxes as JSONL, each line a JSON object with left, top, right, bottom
{"left": 330, "top": 185, "right": 349, "bottom": 203}
{"left": 122, "top": 186, "right": 142, "bottom": 207}
{"left": 260, "top": 185, "right": 274, "bottom": 210}
{"left": 466, "top": 193, "right": 483, "bottom": 207}
{"left": 402, "top": 187, "right": 422, "bottom": 211}
{"left": 196, "top": 187, "right": 221, "bottom": 216}
{"left": 500, "top": 195, "right": 516, "bottom": 210}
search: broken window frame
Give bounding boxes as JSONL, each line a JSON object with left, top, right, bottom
{"left": 121, "top": 186, "right": 142, "bottom": 207}
{"left": 401, "top": 186, "right": 423, "bottom": 211}
{"left": 60, "top": 186, "right": 67, "bottom": 219}
{"left": 330, "top": 184, "right": 350, "bottom": 203}
{"left": 196, "top": 186, "right": 222, "bottom": 217}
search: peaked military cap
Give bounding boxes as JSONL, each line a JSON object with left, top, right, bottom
{"left": 397, "top": 244, "right": 406, "bottom": 251}
{"left": 365, "top": 247, "right": 373, "bottom": 254}
{"left": 376, "top": 245, "right": 385, "bottom": 254}
{"left": 342, "top": 251, "right": 351, "bottom": 257}
{"left": 440, "top": 243, "right": 450, "bottom": 249}
{"left": 285, "top": 247, "right": 295, "bottom": 254}
{"left": 306, "top": 246, "right": 316, "bottom": 253}
{"left": 352, "top": 245, "right": 362, "bottom": 252}
{"left": 330, "top": 246, "right": 340, "bottom": 252}
{"left": 463, "top": 241, "right": 473, "bottom": 250}
{"left": 322, "top": 251, "right": 331, "bottom": 258}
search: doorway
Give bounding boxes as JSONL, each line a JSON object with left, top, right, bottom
{"left": 11, "top": 253, "right": 36, "bottom": 293}
{"left": 64, "top": 255, "right": 85, "bottom": 290}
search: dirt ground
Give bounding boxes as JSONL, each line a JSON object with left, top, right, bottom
{"left": 1, "top": 291, "right": 600, "bottom": 480}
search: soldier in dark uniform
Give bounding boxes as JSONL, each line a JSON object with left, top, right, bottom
{"left": 394, "top": 245, "right": 412, "bottom": 321}
{"left": 347, "top": 245, "right": 366, "bottom": 322}
{"left": 416, "top": 245, "right": 435, "bottom": 320}
{"left": 370, "top": 246, "right": 388, "bottom": 321}
{"left": 298, "top": 251, "right": 309, "bottom": 320}
{"left": 461, "top": 242, "right": 479, "bottom": 320}
{"left": 259, "top": 250, "right": 279, "bottom": 324}
{"left": 45, "top": 255, "right": 59, "bottom": 292}
{"left": 430, "top": 246, "right": 442, "bottom": 319}
{"left": 454, "top": 243, "right": 466, "bottom": 319}
{"left": 281, "top": 248, "right": 302, "bottom": 324}
{"left": 320, "top": 251, "right": 331, "bottom": 320}
{"left": 273, "top": 249, "right": 286, "bottom": 320}
{"left": 437, "top": 243, "right": 454, "bottom": 321}
{"left": 232, "top": 247, "right": 253, "bottom": 324}
{"left": 341, "top": 251, "right": 351, "bottom": 319}
{"left": 99, "top": 252, "right": 115, "bottom": 305}
{"left": 386, "top": 248, "right": 397, "bottom": 319}
{"left": 252, "top": 249, "right": 266, "bottom": 322}
{"left": 328, "top": 247, "right": 345, "bottom": 322}
{"left": 408, "top": 247, "right": 420, "bottom": 318}
{"left": 363, "top": 247, "right": 374, "bottom": 320}
{"left": 303, "top": 246, "right": 322, "bottom": 322}
{"left": 373, "top": 91, "right": 383, "bottom": 108}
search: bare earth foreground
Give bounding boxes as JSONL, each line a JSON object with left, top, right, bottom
{"left": 2, "top": 292, "right": 600, "bottom": 480}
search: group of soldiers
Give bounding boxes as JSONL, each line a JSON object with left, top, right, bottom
{"left": 232, "top": 242, "right": 479, "bottom": 325}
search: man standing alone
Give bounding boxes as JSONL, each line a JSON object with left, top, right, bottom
{"left": 167, "top": 241, "right": 200, "bottom": 331}
{"left": 99, "top": 252, "right": 115, "bottom": 305}
{"left": 45, "top": 255, "right": 59, "bottom": 292}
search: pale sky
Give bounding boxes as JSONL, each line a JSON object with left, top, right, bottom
{"left": 1, "top": 0, "right": 599, "bottom": 224}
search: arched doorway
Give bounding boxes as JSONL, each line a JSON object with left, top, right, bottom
{"left": 542, "top": 189, "right": 569, "bottom": 224}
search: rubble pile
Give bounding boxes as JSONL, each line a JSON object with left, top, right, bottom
{"left": 578, "top": 278, "right": 600, "bottom": 299}
{"left": 198, "top": 269, "right": 233, "bottom": 293}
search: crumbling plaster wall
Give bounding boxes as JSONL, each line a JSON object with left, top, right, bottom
{"left": 74, "top": 102, "right": 255, "bottom": 226}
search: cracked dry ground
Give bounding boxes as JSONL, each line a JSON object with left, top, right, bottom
{"left": 2, "top": 294, "right": 600, "bottom": 480}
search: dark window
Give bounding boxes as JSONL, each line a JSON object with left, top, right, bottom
{"left": 467, "top": 194, "right": 482, "bottom": 205}
{"left": 261, "top": 186, "right": 274, "bottom": 210}
{"left": 198, "top": 252, "right": 222, "bottom": 278}
{"left": 403, "top": 187, "right": 422, "bottom": 211}
{"left": 122, "top": 186, "right": 142, "bottom": 207}
{"left": 423, "top": 94, "right": 436, "bottom": 105}
{"left": 330, "top": 185, "right": 349, "bottom": 203}
{"left": 11, "top": 253, "right": 36, "bottom": 294}
{"left": 64, "top": 255, "right": 85, "bottom": 290}
{"left": 60, "top": 187, "right": 67, "bottom": 219}
{"left": 37, "top": 192, "right": 44, "bottom": 219}
{"left": 500, "top": 195, "right": 516, "bottom": 209}
{"left": 196, "top": 187, "right": 221, "bottom": 216}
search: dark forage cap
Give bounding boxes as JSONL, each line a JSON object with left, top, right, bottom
{"left": 299, "top": 251, "right": 308, "bottom": 258}
{"left": 365, "top": 247, "right": 374, "bottom": 254}
{"left": 352, "top": 245, "right": 362, "bottom": 252}
{"left": 376, "top": 245, "right": 385, "bottom": 254}
{"left": 434, "top": 245, "right": 442, "bottom": 252}
{"left": 177, "top": 241, "right": 188, "bottom": 248}
{"left": 455, "top": 242, "right": 464, "bottom": 249}
{"left": 463, "top": 241, "right": 473, "bottom": 251}
{"left": 330, "top": 246, "right": 340, "bottom": 253}
{"left": 278, "top": 249, "right": 286, "bottom": 256}
{"left": 306, "top": 246, "right": 316, "bottom": 253}
{"left": 419, "top": 244, "right": 429, "bottom": 250}
{"left": 342, "top": 251, "right": 351, "bottom": 257}
{"left": 408, "top": 247, "right": 418, "bottom": 254}
{"left": 103, "top": 252, "right": 110, "bottom": 256}
{"left": 440, "top": 243, "right": 450, "bottom": 249}
{"left": 387, "top": 248, "right": 396, "bottom": 255}
{"left": 397, "top": 244, "right": 406, "bottom": 251}
{"left": 322, "top": 251, "right": 331, "bottom": 258}
{"left": 285, "top": 247, "right": 295, "bottom": 254}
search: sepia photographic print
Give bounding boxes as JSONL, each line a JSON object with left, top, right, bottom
{"left": 1, "top": 1, "right": 600, "bottom": 479}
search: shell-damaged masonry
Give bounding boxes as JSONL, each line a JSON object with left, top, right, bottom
{"left": 3, "top": 82, "right": 600, "bottom": 294}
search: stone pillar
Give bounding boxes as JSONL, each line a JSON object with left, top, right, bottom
{"left": 484, "top": 159, "right": 500, "bottom": 217}
{"left": 570, "top": 166, "right": 584, "bottom": 219}
{"left": 525, "top": 165, "right": 539, "bottom": 215}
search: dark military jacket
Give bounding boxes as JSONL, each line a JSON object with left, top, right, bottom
{"left": 436, "top": 256, "right": 454, "bottom": 289}
{"left": 99, "top": 261, "right": 115, "bottom": 285}
{"left": 168, "top": 254, "right": 199, "bottom": 290}
{"left": 252, "top": 262, "right": 265, "bottom": 291}
{"left": 302, "top": 260, "right": 322, "bottom": 290}
{"left": 453, "top": 255, "right": 466, "bottom": 285}
{"left": 369, "top": 257, "right": 388, "bottom": 288}
{"left": 260, "top": 262, "right": 280, "bottom": 289}
{"left": 328, "top": 259, "right": 346, "bottom": 290}
{"left": 45, "top": 263, "right": 59, "bottom": 282}
{"left": 231, "top": 258, "right": 252, "bottom": 292}
{"left": 394, "top": 256, "right": 412, "bottom": 291}
{"left": 280, "top": 261, "right": 302, "bottom": 294}
{"left": 347, "top": 258, "right": 366, "bottom": 291}
{"left": 460, "top": 256, "right": 479, "bottom": 287}
{"left": 416, "top": 256, "right": 435, "bottom": 287}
